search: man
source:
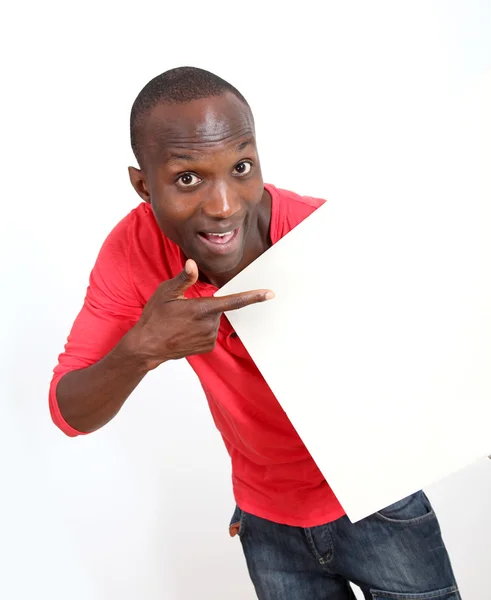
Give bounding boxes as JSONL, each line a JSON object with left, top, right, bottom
{"left": 50, "top": 67, "right": 461, "bottom": 600}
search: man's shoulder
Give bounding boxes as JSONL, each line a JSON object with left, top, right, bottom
{"left": 103, "top": 202, "right": 157, "bottom": 248}
{"left": 94, "top": 202, "right": 163, "bottom": 272}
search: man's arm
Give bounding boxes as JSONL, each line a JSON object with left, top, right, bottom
{"left": 49, "top": 214, "right": 145, "bottom": 436}
{"left": 54, "top": 331, "right": 149, "bottom": 433}
{"left": 51, "top": 245, "right": 273, "bottom": 436}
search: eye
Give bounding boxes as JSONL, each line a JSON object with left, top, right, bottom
{"left": 233, "top": 161, "right": 253, "bottom": 176}
{"left": 176, "top": 173, "right": 202, "bottom": 188}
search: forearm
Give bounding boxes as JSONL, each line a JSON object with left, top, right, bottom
{"left": 56, "top": 332, "right": 151, "bottom": 434}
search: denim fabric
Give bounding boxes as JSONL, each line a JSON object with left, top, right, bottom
{"left": 230, "top": 491, "right": 460, "bottom": 600}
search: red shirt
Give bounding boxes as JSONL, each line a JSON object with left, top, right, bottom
{"left": 49, "top": 183, "right": 345, "bottom": 527}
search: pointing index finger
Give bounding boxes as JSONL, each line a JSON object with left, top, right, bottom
{"left": 204, "top": 290, "right": 275, "bottom": 316}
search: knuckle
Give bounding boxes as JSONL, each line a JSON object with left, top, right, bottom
{"left": 177, "top": 269, "right": 190, "bottom": 286}
{"left": 164, "top": 333, "right": 180, "bottom": 352}
{"left": 196, "top": 301, "right": 213, "bottom": 319}
{"left": 232, "top": 295, "right": 248, "bottom": 310}
{"left": 222, "top": 297, "right": 239, "bottom": 312}
{"left": 227, "top": 298, "right": 240, "bottom": 311}
{"left": 159, "top": 271, "right": 188, "bottom": 295}
{"left": 157, "top": 280, "right": 174, "bottom": 298}
{"left": 207, "top": 319, "right": 219, "bottom": 335}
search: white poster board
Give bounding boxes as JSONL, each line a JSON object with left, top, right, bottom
{"left": 216, "top": 77, "right": 491, "bottom": 522}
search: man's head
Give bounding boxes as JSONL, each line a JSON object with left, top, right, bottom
{"left": 128, "top": 67, "right": 271, "bottom": 285}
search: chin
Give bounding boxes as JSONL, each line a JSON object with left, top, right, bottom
{"left": 198, "top": 252, "right": 243, "bottom": 277}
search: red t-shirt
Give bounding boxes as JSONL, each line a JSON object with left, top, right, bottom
{"left": 49, "top": 183, "right": 345, "bottom": 527}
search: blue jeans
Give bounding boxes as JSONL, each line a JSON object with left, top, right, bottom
{"left": 230, "top": 491, "right": 461, "bottom": 600}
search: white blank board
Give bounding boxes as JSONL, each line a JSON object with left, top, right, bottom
{"left": 216, "top": 75, "right": 491, "bottom": 522}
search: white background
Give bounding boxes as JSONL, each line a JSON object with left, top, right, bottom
{"left": 1, "top": 1, "right": 490, "bottom": 599}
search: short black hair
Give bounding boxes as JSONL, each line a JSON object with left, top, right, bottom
{"left": 130, "top": 66, "right": 250, "bottom": 166}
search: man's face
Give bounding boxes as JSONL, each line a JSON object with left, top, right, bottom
{"left": 130, "top": 93, "right": 268, "bottom": 280}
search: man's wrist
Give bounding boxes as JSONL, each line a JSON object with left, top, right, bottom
{"left": 112, "top": 327, "right": 161, "bottom": 373}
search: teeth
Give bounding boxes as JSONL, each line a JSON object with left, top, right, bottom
{"left": 209, "top": 231, "right": 232, "bottom": 237}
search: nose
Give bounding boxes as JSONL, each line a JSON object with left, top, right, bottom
{"left": 202, "top": 183, "right": 240, "bottom": 220}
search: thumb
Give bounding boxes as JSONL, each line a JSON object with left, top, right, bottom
{"left": 165, "top": 259, "right": 199, "bottom": 298}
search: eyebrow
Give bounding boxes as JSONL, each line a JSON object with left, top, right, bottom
{"left": 164, "top": 138, "right": 253, "bottom": 165}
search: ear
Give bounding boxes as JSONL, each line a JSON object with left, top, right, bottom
{"left": 128, "top": 166, "right": 151, "bottom": 204}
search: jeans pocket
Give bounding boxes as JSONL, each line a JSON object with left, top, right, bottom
{"left": 375, "top": 491, "right": 435, "bottom": 525}
{"left": 229, "top": 505, "right": 246, "bottom": 537}
{"left": 370, "top": 586, "right": 460, "bottom": 599}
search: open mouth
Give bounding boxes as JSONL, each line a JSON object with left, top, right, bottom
{"left": 198, "top": 230, "right": 237, "bottom": 244}
{"left": 197, "top": 227, "right": 241, "bottom": 253}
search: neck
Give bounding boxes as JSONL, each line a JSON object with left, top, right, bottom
{"left": 201, "top": 188, "right": 272, "bottom": 288}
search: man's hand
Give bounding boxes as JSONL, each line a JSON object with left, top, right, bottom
{"left": 126, "top": 259, "right": 274, "bottom": 369}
